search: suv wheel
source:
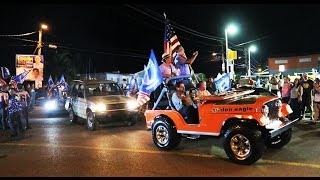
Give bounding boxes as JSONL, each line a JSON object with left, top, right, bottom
{"left": 266, "top": 128, "right": 292, "bottom": 149}
{"left": 223, "top": 126, "right": 265, "bottom": 165}
{"left": 152, "top": 117, "right": 181, "bottom": 150}
{"left": 68, "top": 107, "right": 77, "bottom": 123}
{"left": 87, "top": 111, "right": 98, "bottom": 131}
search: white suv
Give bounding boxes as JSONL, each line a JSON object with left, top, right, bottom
{"left": 65, "top": 79, "right": 139, "bottom": 131}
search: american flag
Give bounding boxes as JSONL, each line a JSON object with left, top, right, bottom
{"left": 136, "top": 49, "right": 162, "bottom": 107}
{"left": 164, "top": 18, "right": 181, "bottom": 60}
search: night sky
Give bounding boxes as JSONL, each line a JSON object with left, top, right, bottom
{"left": 1, "top": 3, "right": 320, "bottom": 78}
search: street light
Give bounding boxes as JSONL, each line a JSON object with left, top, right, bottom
{"left": 248, "top": 45, "right": 257, "bottom": 77}
{"left": 37, "top": 23, "right": 48, "bottom": 55}
{"left": 225, "top": 24, "right": 238, "bottom": 78}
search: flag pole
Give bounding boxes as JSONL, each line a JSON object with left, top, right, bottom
{"left": 189, "top": 64, "right": 199, "bottom": 84}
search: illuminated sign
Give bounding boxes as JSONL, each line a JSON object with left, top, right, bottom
{"left": 16, "top": 54, "right": 44, "bottom": 83}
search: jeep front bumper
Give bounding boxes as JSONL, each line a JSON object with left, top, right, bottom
{"left": 267, "top": 118, "right": 299, "bottom": 138}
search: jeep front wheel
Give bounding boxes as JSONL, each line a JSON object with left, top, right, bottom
{"left": 223, "top": 126, "right": 265, "bottom": 165}
{"left": 152, "top": 118, "right": 181, "bottom": 150}
{"left": 266, "top": 128, "right": 292, "bottom": 149}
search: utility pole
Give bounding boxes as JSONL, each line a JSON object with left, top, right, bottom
{"left": 244, "top": 47, "right": 248, "bottom": 76}
{"left": 220, "top": 40, "right": 225, "bottom": 73}
{"left": 37, "top": 24, "right": 48, "bottom": 55}
{"left": 88, "top": 58, "right": 91, "bottom": 80}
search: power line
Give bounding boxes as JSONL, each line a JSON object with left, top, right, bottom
{"left": 8, "top": 37, "right": 38, "bottom": 43}
{"left": 124, "top": 4, "right": 223, "bottom": 42}
{"left": 137, "top": 5, "right": 224, "bottom": 41}
{"left": 234, "top": 35, "right": 271, "bottom": 47}
{"left": 0, "top": 31, "right": 38, "bottom": 37}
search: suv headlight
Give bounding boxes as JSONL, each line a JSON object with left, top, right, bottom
{"left": 95, "top": 103, "right": 107, "bottom": 112}
{"left": 127, "top": 100, "right": 138, "bottom": 110}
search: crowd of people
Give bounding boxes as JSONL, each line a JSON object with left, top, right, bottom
{"left": 0, "top": 81, "right": 36, "bottom": 137}
{"left": 266, "top": 73, "right": 319, "bottom": 124}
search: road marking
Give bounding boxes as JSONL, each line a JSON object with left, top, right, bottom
{"left": 1, "top": 142, "right": 320, "bottom": 169}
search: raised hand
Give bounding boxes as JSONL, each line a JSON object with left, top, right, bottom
{"left": 193, "top": 51, "right": 199, "bottom": 56}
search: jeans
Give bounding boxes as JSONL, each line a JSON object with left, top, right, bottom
{"left": 22, "top": 106, "right": 29, "bottom": 128}
{"left": 0, "top": 108, "right": 5, "bottom": 130}
{"left": 28, "top": 91, "right": 36, "bottom": 111}
{"left": 8, "top": 112, "right": 23, "bottom": 135}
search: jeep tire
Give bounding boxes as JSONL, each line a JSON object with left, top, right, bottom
{"left": 266, "top": 128, "right": 292, "bottom": 149}
{"left": 68, "top": 106, "right": 77, "bottom": 124}
{"left": 152, "top": 117, "right": 181, "bottom": 150}
{"left": 223, "top": 126, "right": 265, "bottom": 165}
{"left": 87, "top": 110, "right": 98, "bottom": 131}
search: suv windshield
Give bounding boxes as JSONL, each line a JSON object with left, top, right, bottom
{"left": 85, "top": 83, "right": 123, "bottom": 96}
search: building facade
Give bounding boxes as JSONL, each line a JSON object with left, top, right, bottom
{"left": 268, "top": 54, "right": 320, "bottom": 75}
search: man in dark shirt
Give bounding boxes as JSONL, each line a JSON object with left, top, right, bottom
{"left": 300, "top": 73, "right": 314, "bottom": 120}
{"left": 206, "top": 77, "right": 216, "bottom": 95}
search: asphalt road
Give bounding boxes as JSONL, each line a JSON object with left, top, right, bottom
{"left": 0, "top": 104, "right": 320, "bottom": 177}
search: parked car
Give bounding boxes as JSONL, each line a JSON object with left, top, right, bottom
{"left": 144, "top": 75, "right": 299, "bottom": 165}
{"left": 64, "top": 79, "right": 139, "bottom": 131}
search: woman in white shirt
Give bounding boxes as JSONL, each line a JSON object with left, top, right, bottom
{"left": 159, "top": 53, "right": 180, "bottom": 79}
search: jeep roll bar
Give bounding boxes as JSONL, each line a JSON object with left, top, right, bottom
{"left": 152, "top": 75, "right": 194, "bottom": 110}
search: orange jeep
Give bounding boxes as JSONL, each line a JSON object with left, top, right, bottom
{"left": 144, "top": 75, "right": 299, "bottom": 165}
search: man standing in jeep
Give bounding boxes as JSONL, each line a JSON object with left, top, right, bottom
{"left": 174, "top": 45, "right": 198, "bottom": 76}
{"left": 171, "top": 81, "right": 198, "bottom": 124}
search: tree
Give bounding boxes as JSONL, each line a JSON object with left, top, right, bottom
{"left": 44, "top": 50, "right": 78, "bottom": 85}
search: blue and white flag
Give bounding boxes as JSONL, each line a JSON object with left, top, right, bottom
{"left": 136, "top": 49, "right": 162, "bottom": 106}
{"left": 58, "top": 74, "right": 69, "bottom": 90}
{"left": 11, "top": 69, "right": 31, "bottom": 84}
{"left": 214, "top": 73, "right": 231, "bottom": 93}
{"left": 1, "top": 67, "right": 11, "bottom": 79}
{"left": 48, "top": 75, "right": 54, "bottom": 87}
{"left": 59, "top": 74, "right": 66, "bottom": 85}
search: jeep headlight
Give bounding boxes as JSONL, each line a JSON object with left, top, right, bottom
{"left": 95, "top": 103, "right": 107, "bottom": 112}
{"left": 127, "top": 100, "right": 138, "bottom": 110}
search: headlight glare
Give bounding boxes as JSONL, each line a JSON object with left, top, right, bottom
{"left": 45, "top": 100, "right": 58, "bottom": 110}
{"left": 127, "top": 100, "right": 138, "bottom": 110}
{"left": 95, "top": 103, "right": 107, "bottom": 112}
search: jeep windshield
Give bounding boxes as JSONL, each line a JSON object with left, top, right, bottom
{"left": 85, "top": 83, "right": 123, "bottom": 96}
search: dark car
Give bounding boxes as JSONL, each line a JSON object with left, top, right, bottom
{"left": 64, "top": 80, "right": 139, "bottom": 131}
